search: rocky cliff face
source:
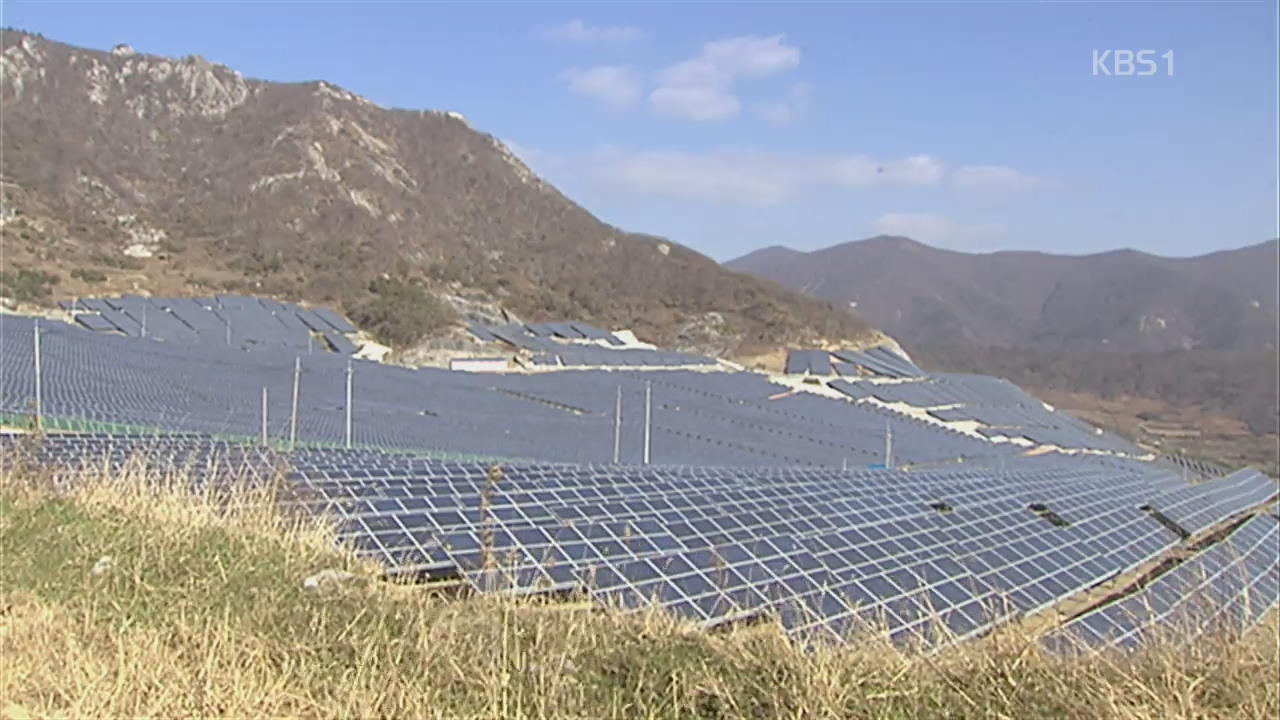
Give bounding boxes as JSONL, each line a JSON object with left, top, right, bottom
{"left": 0, "top": 29, "right": 871, "bottom": 352}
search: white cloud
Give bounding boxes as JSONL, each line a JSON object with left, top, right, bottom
{"left": 825, "top": 154, "right": 947, "bottom": 186}
{"left": 650, "top": 84, "right": 741, "bottom": 121}
{"left": 535, "top": 19, "right": 645, "bottom": 45}
{"left": 583, "top": 148, "right": 945, "bottom": 205}
{"left": 701, "top": 35, "right": 801, "bottom": 77}
{"left": 874, "top": 212, "right": 1011, "bottom": 247}
{"left": 560, "top": 65, "right": 642, "bottom": 110}
{"left": 754, "top": 81, "right": 813, "bottom": 127}
{"left": 502, "top": 142, "right": 1037, "bottom": 216}
{"left": 950, "top": 165, "right": 1042, "bottom": 190}
{"left": 649, "top": 34, "right": 801, "bottom": 122}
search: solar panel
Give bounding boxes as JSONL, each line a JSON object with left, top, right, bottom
{"left": 74, "top": 314, "right": 117, "bottom": 332}
{"left": 295, "top": 308, "right": 332, "bottom": 333}
{"left": 78, "top": 298, "right": 112, "bottom": 312}
{"left": 808, "top": 351, "right": 833, "bottom": 376}
{"left": 1045, "top": 514, "right": 1280, "bottom": 651}
{"left": 311, "top": 307, "right": 358, "bottom": 334}
{"left": 99, "top": 309, "right": 143, "bottom": 337}
{"left": 569, "top": 322, "right": 612, "bottom": 340}
{"left": 785, "top": 350, "right": 810, "bottom": 374}
{"left": 324, "top": 332, "right": 358, "bottom": 354}
{"left": 467, "top": 323, "right": 498, "bottom": 342}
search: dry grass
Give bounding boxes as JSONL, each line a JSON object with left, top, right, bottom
{"left": 1, "top": 460, "right": 1277, "bottom": 719}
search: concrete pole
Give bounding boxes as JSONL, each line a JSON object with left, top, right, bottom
{"left": 289, "top": 357, "right": 301, "bottom": 448}
{"left": 225, "top": 316, "right": 231, "bottom": 346}
{"left": 613, "top": 386, "right": 622, "bottom": 464}
{"left": 643, "top": 381, "right": 652, "bottom": 465}
{"left": 345, "top": 359, "right": 353, "bottom": 449}
{"left": 32, "top": 320, "right": 42, "bottom": 431}
{"left": 141, "top": 305, "right": 147, "bottom": 339}
{"left": 260, "top": 387, "right": 268, "bottom": 445}
{"left": 884, "top": 421, "right": 893, "bottom": 469}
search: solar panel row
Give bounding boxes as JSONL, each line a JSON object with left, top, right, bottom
{"left": 59, "top": 295, "right": 358, "bottom": 355}
{"left": 7, "top": 432, "right": 1270, "bottom": 650}
{"left": 833, "top": 348, "right": 924, "bottom": 379}
{"left": 1045, "top": 513, "right": 1279, "bottom": 651}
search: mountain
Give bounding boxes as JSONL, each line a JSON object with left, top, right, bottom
{"left": 0, "top": 30, "right": 872, "bottom": 353}
{"left": 727, "top": 235, "right": 1279, "bottom": 352}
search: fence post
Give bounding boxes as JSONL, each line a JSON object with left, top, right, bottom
{"left": 260, "top": 387, "right": 268, "bottom": 445}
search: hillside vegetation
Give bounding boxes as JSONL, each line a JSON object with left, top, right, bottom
{"left": 1, "top": 458, "right": 1276, "bottom": 719}
{"left": 913, "top": 347, "right": 1280, "bottom": 437}
{"left": 0, "top": 29, "right": 870, "bottom": 354}
{"left": 727, "top": 235, "right": 1279, "bottom": 353}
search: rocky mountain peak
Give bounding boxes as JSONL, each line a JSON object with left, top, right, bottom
{"left": 0, "top": 29, "right": 873, "bottom": 355}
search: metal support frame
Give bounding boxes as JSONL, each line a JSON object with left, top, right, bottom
{"left": 32, "top": 321, "right": 42, "bottom": 430}
{"left": 345, "top": 359, "right": 354, "bottom": 449}
{"left": 289, "top": 357, "right": 301, "bottom": 448}
{"left": 613, "top": 385, "right": 622, "bottom": 464}
{"left": 643, "top": 381, "right": 652, "bottom": 465}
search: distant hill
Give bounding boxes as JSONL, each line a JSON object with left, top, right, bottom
{"left": 0, "top": 30, "right": 871, "bottom": 353}
{"left": 727, "top": 235, "right": 1278, "bottom": 352}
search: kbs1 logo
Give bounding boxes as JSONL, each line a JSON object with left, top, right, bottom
{"left": 1092, "top": 49, "right": 1174, "bottom": 76}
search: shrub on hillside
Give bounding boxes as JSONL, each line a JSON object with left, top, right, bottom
{"left": 70, "top": 267, "right": 108, "bottom": 284}
{"left": 0, "top": 267, "right": 59, "bottom": 303}
{"left": 349, "top": 276, "right": 456, "bottom": 347}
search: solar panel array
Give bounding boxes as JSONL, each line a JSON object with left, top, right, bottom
{"left": 785, "top": 350, "right": 833, "bottom": 375}
{"left": 833, "top": 347, "right": 925, "bottom": 379}
{"left": 58, "top": 295, "right": 359, "bottom": 354}
{"left": 1155, "top": 452, "right": 1231, "bottom": 484}
{"left": 7, "top": 315, "right": 1061, "bottom": 467}
{"left": 1044, "top": 512, "right": 1279, "bottom": 651}
{"left": 829, "top": 374, "right": 1133, "bottom": 455}
{"left": 472, "top": 322, "right": 626, "bottom": 350}
{"left": 785, "top": 348, "right": 923, "bottom": 378}
{"left": 5, "top": 291, "right": 1273, "bottom": 656}
{"left": 466, "top": 321, "right": 717, "bottom": 368}
{"left": 6, "top": 432, "right": 1274, "bottom": 649}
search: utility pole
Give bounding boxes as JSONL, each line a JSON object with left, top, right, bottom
{"left": 32, "top": 320, "right": 42, "bottom": 431}
{"left": 643, "top": 380, "right": 652, "bottom": 465}
{"left": 884, "top": 421, "right": 893, "bottom": 469}
{"left": 345, "top": 359, "right": 353, "bottom": 449}
{"left": 289, "top": 357, "right": 301, "bottom": 448}
{"left": 141, "top": 305, "right": 147, "bottom": 339}
{"left": 260, "top": 387, "right": 268, "bottom": 445}
{"left": 612, "top": 386, "right": 622, "bottom": 464}
{"left": 225, "top": 316, "right": 231, "bottom": 346}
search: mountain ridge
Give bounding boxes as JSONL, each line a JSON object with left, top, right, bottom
{"left": 0, "top": 29, "right": 873, "bottom": 354}
{"left": 727, "top": 235, "right": 1279, "bottom": 352}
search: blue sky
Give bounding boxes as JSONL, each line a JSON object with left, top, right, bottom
{"left": 6, "top": 1, "right": 1277, "bottom": 260}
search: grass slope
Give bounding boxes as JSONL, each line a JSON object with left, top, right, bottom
{"left": 1, "top": 462, "right": 1276, "bottom": 719}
